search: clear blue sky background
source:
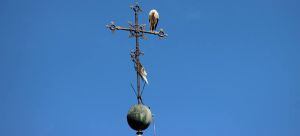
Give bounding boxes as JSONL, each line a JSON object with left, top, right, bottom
{"left": 0, "top": 0, "right": 299, "bottom": 136}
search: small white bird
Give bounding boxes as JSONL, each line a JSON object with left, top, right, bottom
{"left": 135, "top": 62, "right": 148, "bottom": 84}
{"left": 140, "top": 66, "right": 148, "bottom": 84}
{"left": 149, "top": 9, "right": 159, "bottom": 32}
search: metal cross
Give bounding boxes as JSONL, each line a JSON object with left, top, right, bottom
{"left": 106, "top": 2, "right": 167, "bottom": 104}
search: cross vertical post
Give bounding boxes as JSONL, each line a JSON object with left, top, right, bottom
{"left": 133, "top": 5, "right": 142, "bottom": 104}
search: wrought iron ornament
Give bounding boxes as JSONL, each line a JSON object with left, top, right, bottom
{"left": 106, "top": 4, "right": 167, "bottom": 39}
{"left": 106, "top": 1, "right": 167, "bottom": 103}
{"left": 106, "top": 1, "right": 167, "bottom": 135}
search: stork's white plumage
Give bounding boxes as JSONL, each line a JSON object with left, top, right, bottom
{"left": 149, "top": 9, "right": 159, "bottom": 32}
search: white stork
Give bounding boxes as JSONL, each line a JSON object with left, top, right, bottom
{"left": 149, "top": 9, "right": 159, "bottom": 32}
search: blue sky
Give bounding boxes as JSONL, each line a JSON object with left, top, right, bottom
{"left": 0, "top": 0, "right": 299, "bottom": 136}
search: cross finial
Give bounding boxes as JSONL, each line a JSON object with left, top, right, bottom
{"left": 106, "top": 2, "right": 167, "bottom": 135}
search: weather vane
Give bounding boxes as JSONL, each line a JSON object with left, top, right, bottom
{"left": 106, "top": 1, "right": 167, "bottom": 135}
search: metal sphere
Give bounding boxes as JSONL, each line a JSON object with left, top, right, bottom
{"left": 127, "top": 104, "right": 152, "bottom": 131}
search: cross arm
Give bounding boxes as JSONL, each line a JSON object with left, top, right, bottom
{"left": 141, "top": 29, "right": 168, "bottom": 38}
{"left": 115, "top": 26, "right": 132, "bottom": 31}
{"left": 106, "top": 21, "right": 168, "bottom": 38}
{"left": 106, "top": 21, "right": 132, "bottom": 32}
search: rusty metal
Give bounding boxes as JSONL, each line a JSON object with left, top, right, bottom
{"left": 106, "top": 2, "right": 167, "bottom": 136}
{"left": 106, "top": 21, "right": 168, "bottom": 38}
{"left": 106, "top": 1, "right": 167, "bottom": 106}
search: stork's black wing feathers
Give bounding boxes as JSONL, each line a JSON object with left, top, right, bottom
{"left": 154, "top": 18, "right": 159, "bottom": 31}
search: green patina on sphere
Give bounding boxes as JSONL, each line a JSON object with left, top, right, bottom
{"left": 127, "top": 104, "right": 152, "bottom": 131}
